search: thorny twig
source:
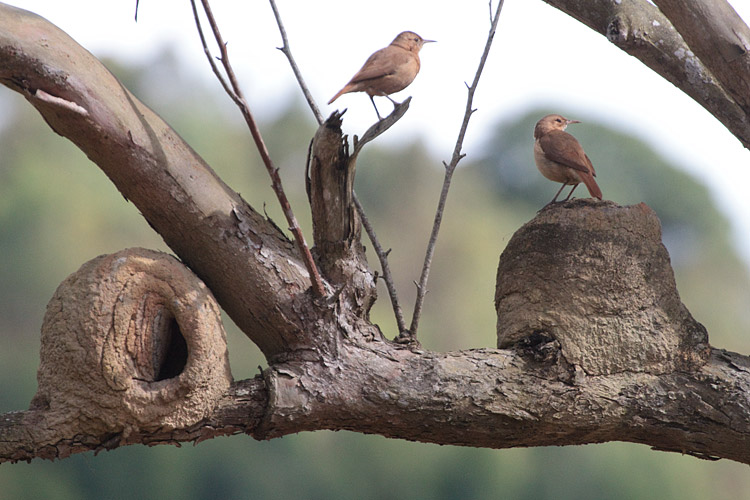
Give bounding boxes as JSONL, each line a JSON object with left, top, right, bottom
{"left": 190, "top": 0, "right": 326, "bottom": 298}
{"left": 268, "top": 0, "right": 407, "bottom": 329}
{"left": 404, "top": 0, "right": 506, "bottom": 341}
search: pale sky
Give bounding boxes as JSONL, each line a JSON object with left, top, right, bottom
{"left": 5, "top": 0, "right": 750, "bottom": 263}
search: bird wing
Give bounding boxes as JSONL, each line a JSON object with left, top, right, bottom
{"left": 585, "top": 153, "right": 596, "bottom": 176}
{"left": 538, "top": 130, "right": 594, "bottom": 175}
{"left": 347, "top": 47, "right": 411, "bottom": 83}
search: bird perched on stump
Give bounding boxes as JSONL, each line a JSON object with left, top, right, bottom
{"left": 328, "top": 31, "right": 434, "bottom": 120}
{"left": 533, "top": 114, "right": 603, "bottom": 205}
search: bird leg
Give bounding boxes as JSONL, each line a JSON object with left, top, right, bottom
{"left": 369, "top": 95, "right": 384, "bottom": 121}
{"left": 385, "top": 95, "right": 402, "bottom": 113}
{"left": 563, "top": 184, "right": 579, "bottom": 201}
{"left": 547, "top": 183, "right": 569, "bottom": 205}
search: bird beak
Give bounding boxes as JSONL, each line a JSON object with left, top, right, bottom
{"left": 423, "top": 39, "right": 436, "bottom": 44}
{"left": 567, "top": 119, "right": 581, "bottom": 125}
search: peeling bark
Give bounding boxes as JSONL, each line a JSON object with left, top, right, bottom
{"left": 308, "top": 111, "right": 377, "bottom": 317}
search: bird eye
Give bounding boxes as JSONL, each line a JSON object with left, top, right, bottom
{"left": 555, "top": 118, "right": 562, "bottom": 123}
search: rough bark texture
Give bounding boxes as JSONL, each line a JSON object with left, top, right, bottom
{"left": 2, "top": 2, "right": 750, "bottom": 466}
{"left": 309, "top": 111, "right": 377, "bottom": 318}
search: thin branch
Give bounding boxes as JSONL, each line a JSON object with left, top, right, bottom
{"left": 353, "top": 193, "right": 407, "bottom": 335}
{"left": 347, "top": 100, "right": 412, "bottom": 335}
{"left": 405, "top": 0, "right": 505, "bottom": 340}
{"left": 268, "top": 0, "right": 324, "bottom": 126}
{"left": 351, "top": 98, "right": 411, "bottom": 159}
{"left": 190, "top": 0, "right": 240, "bottom": 103}
{"left": 191, "top": 0, "right": 326, "bottom": 298}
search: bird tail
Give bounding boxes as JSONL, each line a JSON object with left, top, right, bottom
{"left": 328, "top": 87, "right": 347, "bottom": 105}
{"left": 581, "top": 173, "right": 603, "bottom": 200}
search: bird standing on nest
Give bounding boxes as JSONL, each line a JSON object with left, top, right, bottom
{"left": 533, "top": 114, "right": 603, "bottom": 205}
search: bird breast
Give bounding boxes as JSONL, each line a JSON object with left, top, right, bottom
{"left": 533, "top": 140, "right": 583, "bottom": 184}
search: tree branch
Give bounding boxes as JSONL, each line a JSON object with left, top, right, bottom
{"left": 406, "top": 0, "right": 505, "bottom": 340}
{"left": 542, "top": 0, "right": 750, "bottom": 149}
{"left": 353, "top": 192, "right": 407, "bottom": 334}
{"left": 307, "top": 112, "right": 377, "bottom": 317}
{"left": 1, "top": 200, "right": 734, "bottom": 465}
{"left": 651, "top": 0, "right": 750, "bottom": 116}
{"left": 0, "top": 378, "right": 268, "bottom": 463}
{"left": 190, "top": 0, "right": 326, "bottom": 298}
{"left": 6, "top": 344, "right": 750, "bottom": 464}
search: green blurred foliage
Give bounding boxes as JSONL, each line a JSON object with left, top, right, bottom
{"left": 2, "top": 51, "right": 750, "bottom": 499}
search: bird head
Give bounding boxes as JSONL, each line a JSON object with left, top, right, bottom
{"left": 391, "top": 31, "right": 436, "bottom": 52}
{"left": 534, "top": 114, "right": 580, "bottom": 139}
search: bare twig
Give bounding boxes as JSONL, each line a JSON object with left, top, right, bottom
{"left": 190, "top": 0, "right": 326, "bottom": 298}
{"left": 353, "top": 193, "right": 407, "bottom": 334}
{"left": 348, "top": 100, "right": 412, "bottom": 337}
{"left": 405, "top": 0, "right": 505, "bottom": 340}
{"left": 268, "top": 0, "right": 324, "bottom": 126}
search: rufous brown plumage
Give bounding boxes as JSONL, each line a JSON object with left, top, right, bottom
{"left": 328, "top": 31, "right": 434, "bottom": 119}
{"left": 533, "top": 114, "right": 602, "bottom": 204}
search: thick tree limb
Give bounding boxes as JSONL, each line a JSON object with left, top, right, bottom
{"left": 258, "top": 346, "right": 750, "bottom": 463}
{"left": 0, "top": 242, "right": 744, "bottom": 464}
{"left": 543, "top": 0, "right": 750, "bottom": 149}
{"left": 5, "top": 339, "right": 750, "bottom": 463}
{"left": 651, "top": 0, "right": 750, "bottom": 117}
{"left": 0, "top": 378, "right": 267, "bottom": 463}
